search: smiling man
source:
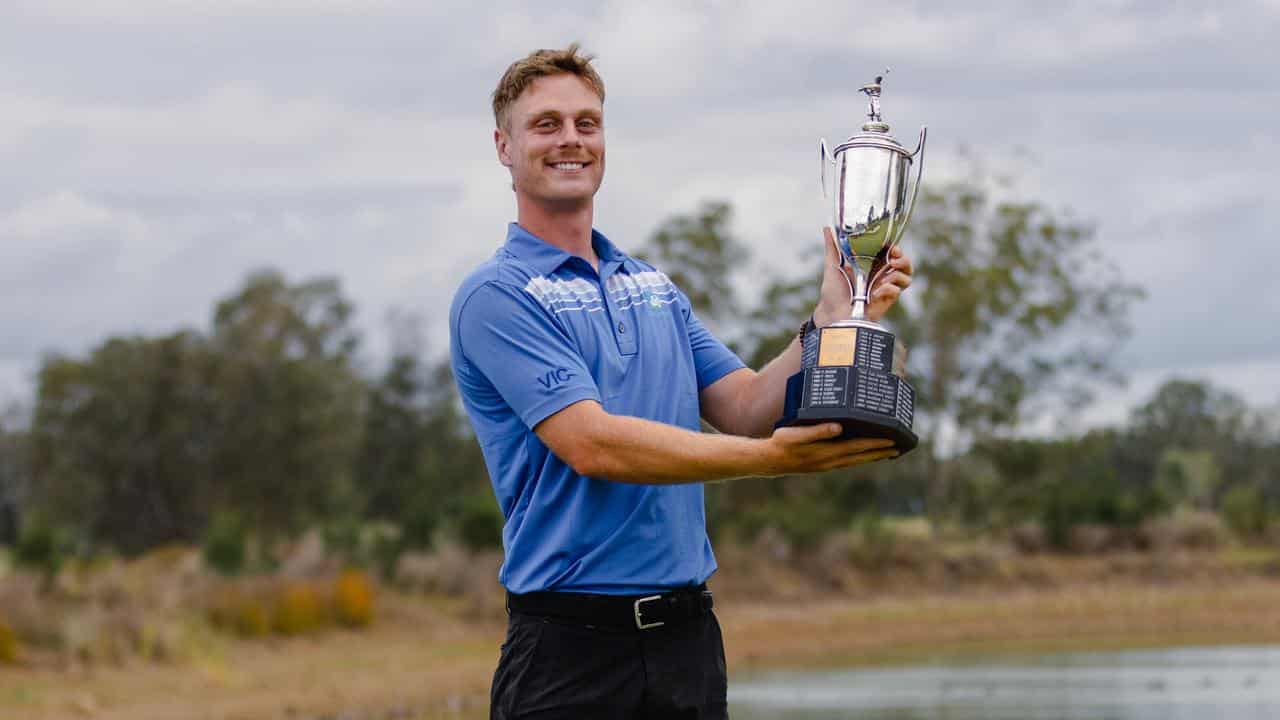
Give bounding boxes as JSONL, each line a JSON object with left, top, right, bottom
{"left": 449, "top": 44, "right": 913, "bottom": 720}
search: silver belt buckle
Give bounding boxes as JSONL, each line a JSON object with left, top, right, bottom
{"left": 633, "top": 595, "right": 665, "bottom": 630}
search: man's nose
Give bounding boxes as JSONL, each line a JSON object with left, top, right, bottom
{"left": 558, "top": 124, "right": 583, "bottom": 147}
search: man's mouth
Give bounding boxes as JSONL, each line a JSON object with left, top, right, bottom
{"left": 550, "top": 161, "right": 587, "bottom": 171}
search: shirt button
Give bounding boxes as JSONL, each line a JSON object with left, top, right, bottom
{"left": 617, "top": 321, "right": 626, "bottom": 334}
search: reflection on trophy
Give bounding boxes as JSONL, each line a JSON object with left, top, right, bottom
{"left": 776, "top": 71, "right": 927, "bottom": 453}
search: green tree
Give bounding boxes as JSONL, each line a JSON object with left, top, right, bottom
{"left": 357, "top": 352, "right": 486, "bottom": 549}
{"left": 1155, "top": 449, "right": 1222, "bottom": 511}
{"left": 30, "top": 331, "right": 218, "bottom": 554}
{"left": 900, "top": 181, "right": 1143, "bottom": 437}
{"left": 208, "top": 270, "right": 365, "bottom": 542}
{"left": 1130, "top": 380, "right": 1247, "bottom": 452}
{"left": 356, "top": 310, "right": 487, "bottom": 550}
{"left": 635, "top": 200, "right": 749, "bottom": 332}
{"left": 889, "top": 181, "right": 1143, "bottom": 517}
{"left": 1122, "top": 380, "right": 1263, "bottom": 513}
{"left": 0, "top": 408, "right": 26, "bottom": 545}
{"left": 28, "top": 270, "right": 366, "bottom": 555}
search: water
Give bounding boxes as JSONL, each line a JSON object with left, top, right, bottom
{"left": 729, "top": 645, "right": 1280, "bottom": 720}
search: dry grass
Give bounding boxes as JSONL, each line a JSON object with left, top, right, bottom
{"left": 0, "top": 592, "right": 502, "bottom": 720}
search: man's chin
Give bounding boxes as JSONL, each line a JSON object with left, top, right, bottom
{"left": 538, "top": 185, "right": 600, "bottom": 208}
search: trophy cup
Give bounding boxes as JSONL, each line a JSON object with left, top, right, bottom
{"left": 776, "top": 72, "right": 927, "bottom": 453}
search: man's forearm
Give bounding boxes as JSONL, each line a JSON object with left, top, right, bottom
{"left": 702, "top": 335, "right": 804, "bottom": 439}
{"left": 556, "top": 405, "right": 783, "bottom": 484}
{"left": 538, "top": 399, "right": 898, "bottom": 486}
{"left": 737, "top": 336, "right": 804, "bottom": 437}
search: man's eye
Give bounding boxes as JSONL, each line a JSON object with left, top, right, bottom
{"left": 577, "top": 120, "right": 599, "bottom": 131}
{"left": 535, "top": 120, "right": 557, "bottom": 130}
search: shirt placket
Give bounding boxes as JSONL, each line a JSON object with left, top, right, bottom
{"left": 600, "top": 264, "right": 637, "bottom": 357}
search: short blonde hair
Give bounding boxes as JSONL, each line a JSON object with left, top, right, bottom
{"left": 492, "top": 43, "right": 605, "bottom": 130}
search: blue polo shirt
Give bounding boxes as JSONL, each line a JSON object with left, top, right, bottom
{"left": 449, "top": 223, "right": 745, "bottom": 595}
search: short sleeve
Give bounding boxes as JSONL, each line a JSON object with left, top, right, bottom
{"left": 455, "top": 282, "right": 602, "bottom": 429}
{"left": 679, "top": 292, "right": 746, "bottom": 391}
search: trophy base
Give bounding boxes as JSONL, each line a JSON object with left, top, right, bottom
{"left": 775, "top": 319, "right": 918, "bottom": 454}
{"left": 776, "top": 369, "right": 918, "bottom": 453}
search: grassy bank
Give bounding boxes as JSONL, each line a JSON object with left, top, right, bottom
{"left": 3, "top": 546, "right": 1280, "bottom": 720}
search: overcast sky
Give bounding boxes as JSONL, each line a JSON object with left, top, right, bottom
{"left": 1, "top": 0, "right": 1276, "bottom": 429}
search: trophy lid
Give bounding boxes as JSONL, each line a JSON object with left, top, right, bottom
{"left": 834, "top": 69, "right": 911, "bottom": 156}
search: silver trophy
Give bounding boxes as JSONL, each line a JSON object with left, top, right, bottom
{"left": 822, "top": 71, "right": 927, "bottom": 324}
{"left": 777, "top": 71, "right": 927, "bottom": 452}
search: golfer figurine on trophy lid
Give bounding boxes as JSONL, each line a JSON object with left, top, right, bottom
{"left": 776, "top": 70, "right": 927, "bottom": 453}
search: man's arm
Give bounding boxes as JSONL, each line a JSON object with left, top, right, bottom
{"left": 534, "top": 398, "right": 898, "bottom": 485}
{"left": 701, "top": 228, "right": 914, "bottom": 438}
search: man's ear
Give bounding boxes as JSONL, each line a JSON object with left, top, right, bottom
{"left": 495, "top": 128, "right": 513, "bottom": 167}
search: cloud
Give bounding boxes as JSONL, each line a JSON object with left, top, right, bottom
{"left": 0, "top": 0, "right": 1275, "bottom": 426}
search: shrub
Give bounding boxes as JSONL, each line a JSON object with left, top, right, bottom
{"left": 1141, "top": 510, "right": 1226, "bottom": 552}
{"left": 13, "top": 520, "right": 69, "bottom": 579}
{"left": 1222, "top": 484, "right": 1269, "bottom": 539}
{"left": 400, "top": 492, "right": 440, "bottom": 551}
{"left": 272, "top": 582, "right": 323, "bottom": 635}
{"left": 847, "top": 515, "right": 934, "bottom": 571}
{"left": 236, "top": 598, "right": 271, "bottom": 637}
{"left": 847, "top": 512, "right": 894, "bottom": 570}
{"left": 321, "top": 517, "right": 362, "bottom": 561}
{"left": 0, "top": 621, "right": 18, "bottom": 664}
{"left": 202, "top": 511, "right": 248, "bottom": 577}
{"left": 369, "top": 526, "right": 403, "bottom": 582}
{"left": 333, "top": 569, "right": 375, "bottom": 627}
{"left": 457, "top": 494, "right": 504, "bottom": 551}
{"left": 739, "top": 498, "right": 847, "bottom": 552}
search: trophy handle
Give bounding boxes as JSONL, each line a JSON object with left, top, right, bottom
{"left": 819, "top": 138, "right": 831, "bottom": 199}
{"left": 893, "top": 126, "right": 927, "bottom": 250}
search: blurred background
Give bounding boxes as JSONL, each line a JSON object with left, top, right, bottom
{"left": 1, "top": 2, "right": 1277, "bottom": 719}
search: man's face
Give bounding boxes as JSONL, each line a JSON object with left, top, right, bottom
{"left": 496, "top": 74, "right": 605, "bottom": 210}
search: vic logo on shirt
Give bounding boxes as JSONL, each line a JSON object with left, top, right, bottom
{"left": 536, "top": 367, "right": 576, "bottom": 389}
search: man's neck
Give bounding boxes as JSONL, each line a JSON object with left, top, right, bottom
{"left": 516, "top": 197, "right": 598, "bottom": 271}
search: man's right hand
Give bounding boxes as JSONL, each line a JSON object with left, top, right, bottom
{"left": 765, "top": 423, "right": 898, "bottom": 475}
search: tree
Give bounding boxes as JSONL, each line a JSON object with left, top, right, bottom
{"left": 634, "top": 201, "right": 749, "bottom": 334}
{"left": 27, "top": 270, "right": 367, "bottom": 555}
{"left": 899, "top": 181, "right": 1143, "bottom": 438}
{"left": 1129, "top": 380, "right": 1247, "bottom": 451}
{"left": 30, "top": 331, "right": 219, "bottom": 554}
{"left": 0, "top": 407, "right": 26, "bottom": 545}
{"left": 357, "top": 355, "right": 486, "bottom": 548}
{"left": 881, "top": 180, "right": 1143, "bottom": 517}
{"left": 207, "top": 270, "right": 365, "bottom": 542}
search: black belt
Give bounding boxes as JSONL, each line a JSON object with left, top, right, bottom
{"left": 507, "top": 584, "right": 713, "bottom": 632}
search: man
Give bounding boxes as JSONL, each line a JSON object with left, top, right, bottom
{"left": 449, "top": 45, "right": 913, "bottom": 720}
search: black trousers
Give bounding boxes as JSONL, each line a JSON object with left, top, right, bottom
{"left": 490, "top": 608, "right": 729, "bottom": 719}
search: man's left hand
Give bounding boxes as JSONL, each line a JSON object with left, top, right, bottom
{"left": 813, "top": 227, "right": 913, "bottom": 326}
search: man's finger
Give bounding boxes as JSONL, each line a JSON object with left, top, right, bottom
{"left": 818, "top": 447, "right": 900, "bottom": 471}
{"left": 871, "top": 284, "right": 901, "bottom": 303}
{"left": 830, "top": 437, "right": 896, "bottom": 454}
{"left": 775, "top": 422, "right": 843, "bottom": 445}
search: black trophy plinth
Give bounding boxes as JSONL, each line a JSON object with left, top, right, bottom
{"left": 776, "top": 322, "right": 918, "bottom": 453}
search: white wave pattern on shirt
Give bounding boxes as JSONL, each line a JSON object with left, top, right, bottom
{"left": 606, "top": 271, "right": 679, "bottom": 310}
{"left": 523, "top": 276, "right": 605, "bottom": 315}
{"left": 523, "top": 271, "right": 679, "bottom": 315}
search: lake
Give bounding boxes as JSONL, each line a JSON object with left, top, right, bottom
{"left": 729, "top": 645, "right": 1280, "bottom": 719}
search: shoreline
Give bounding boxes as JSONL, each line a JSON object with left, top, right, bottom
{"left": 719, "top": 578, "right": 1280, "bottom": 673}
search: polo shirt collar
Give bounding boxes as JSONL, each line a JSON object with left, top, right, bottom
{"left": 504, "top": 222, "right": 627, "bottom": 275}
